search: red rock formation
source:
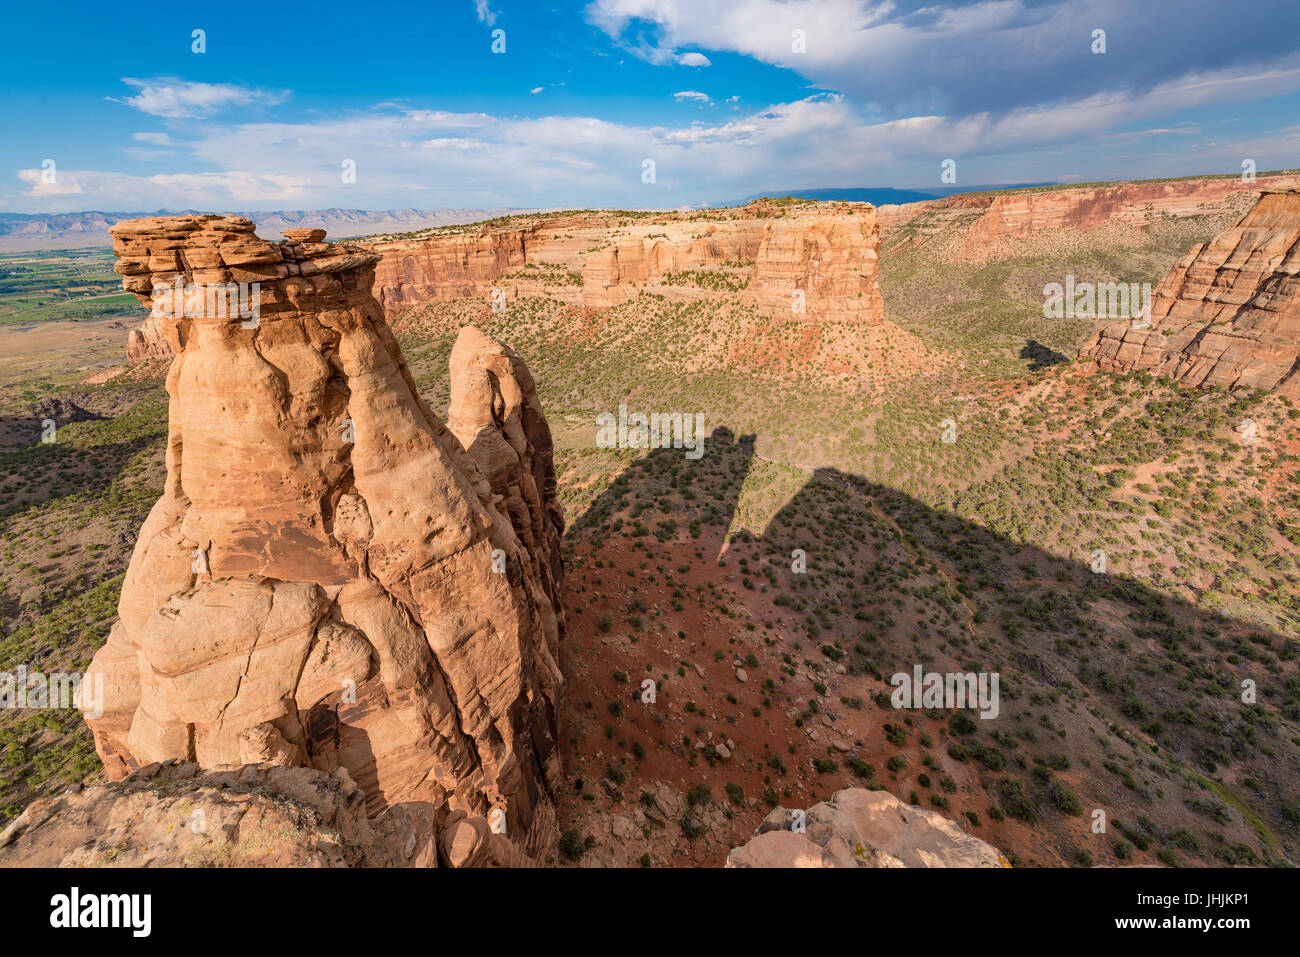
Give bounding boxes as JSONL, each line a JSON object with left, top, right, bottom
{"left": 0, "top": 761, "right": 440, "bottom": 867}
{"left": 82, "top": 215, "right": 565, "bottom": 862}
{"left": 877, "top": 173, "right": 1300, "bottom": 244}
{"left": 448, "top": 326, "right": 565, "bottom": 634}
{"left": 370, "top": 226, "right": 532, "bottom": 311}
{"left": 367, "top": 205, "right": 883, "bottom": 324}
{"left": 365, "top": 203, "right": 913, "bottom": 384}
{"left": 124, "top": 316, "right": 175, "bottom": 365}
{"left": 579, "top": 240, "right": 653, "bottom": 308}
{"left": 744, "top": 212, "right": 883, "bottom": 322}
{"left": 1080, "top": 189, "right": 1300, "bottom": 397}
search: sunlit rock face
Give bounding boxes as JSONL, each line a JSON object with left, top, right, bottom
{"left": 83, "top": 215, "right": 566, "bottom": 862}
{"left": 1081, "top": 189, "right": 1300, "bottom": 398}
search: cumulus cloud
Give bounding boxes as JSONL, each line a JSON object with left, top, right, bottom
{"left": 677, "top": 52, "right": 711, "bottom": 66}
{"left": 673, "top": 90, "right": 712, "bottom": 103}
{"left": 475, "top": 0, "right": 499, "bottom": 26}
{"left": 16, "top": 168, "right": 85, "bottom": 197}
{"left": 110, "top": 78, "right": 289, "bottom": 119}
{"left": 14, "top": 168, "right": 311, "bottom": 207}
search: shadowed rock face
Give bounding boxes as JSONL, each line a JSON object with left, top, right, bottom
{"left": 1080, "top": 189, "right": 1300, "bottom": 398}
{"left": 725, "top": 788, "right": 1009, "bottom": 868}
{"left": 82, "top": 215, "right": 565, "bottom": 862}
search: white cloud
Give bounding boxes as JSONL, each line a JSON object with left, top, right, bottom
{"left": 14, "top": 168, "right": 311, "bottom": 206}
{"left": 11, "top": 55, "right": 1300, "bottom": 213}
{"left": 110, "top": 78, "right": 289, "bottom": 119}
{"left": 475, "top": 0, "right": 499, "bottom": 26}
{"left": 530, "top": 86, "right": 545, "bottom": 94}
{"left": 586, "top": 0, "right": 1300, "bottom": 119}
{"left": 16, "top": 168, "right": 85, "bottom": 196}
{"left": 677, "top": 52, "right": 711, "bottom": 66}
{"left": 125, "top": 131, "right": 178, "bottom": 160}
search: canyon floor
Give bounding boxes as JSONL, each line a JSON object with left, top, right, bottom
{"left": 0, "top": 179, "right": 1296, "bottom": 867}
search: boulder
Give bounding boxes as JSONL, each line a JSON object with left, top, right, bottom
{"left": 725, "top": 788, "right": 1010, "bottom": 868}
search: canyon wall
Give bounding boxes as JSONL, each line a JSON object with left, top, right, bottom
{"left": 367, "top": 204, "right": 885, "bottom": 324}
{"left": 1080, "top": 189, "right": 1300, "bottom": 397}
{"left": 82, "top": 215, "right": 566, "bottom": 863}
{"left": 374, "top": 226, "right": 532, "bottom": 310}
{"left": 745, "top": 214, "right": 883, "bottom": 321}
{"left": 877, "top": 173, "right": 1300, "bottom": 246}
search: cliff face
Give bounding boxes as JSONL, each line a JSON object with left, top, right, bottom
{"left": 124, "top": 316, "right": 174, "bottom": 365}
{"left": 447, "top": 325, "right": 565, "bottom": 639}
{"left": 82, "top": 215, "right": 565, "bottom": 862}
{"left": 1080, "top": 189, "right": 1300, "bottom": 397}
{"left": 745, "top": 215, "right": 883, "bottom": 321}
{"left": 876, "top": 173, "right": 1300, "bottom": 248}
{"left": 367, "top": 205, "right": 885, "bottom": 325}
{"left": 373, "top": 227, "right": 532, "bottom": 310}
{"left": 963, "top": 178, "right": 1285, "bottom": 244}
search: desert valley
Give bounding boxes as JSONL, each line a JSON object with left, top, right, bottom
{"left": 0, "top": 170, "right": 1295, "bottom": 870}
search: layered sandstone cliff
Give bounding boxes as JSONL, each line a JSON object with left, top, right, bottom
{"left": 744, "top": 214, "right": 882, "bottom": 321}
{"left": 367, "top": 204, "right": 885, "bottom": 324}
{"left": 376, "top": 226, "right": 532, "bottom": 311}
{"left": 877, "top": 173, "right": 1300, "bottom": 254}
{"left": 1080, "top": 189, "right": 1300, "bottom": 397}
{"left": 80, "top": 215, "right": 565, "bottom": 862}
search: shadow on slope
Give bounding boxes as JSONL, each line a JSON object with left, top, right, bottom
{"left": 566, "top": 427, "right": 1299, "bottom": 867}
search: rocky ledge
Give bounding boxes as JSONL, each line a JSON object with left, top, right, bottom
{"left": 726, "top": 789, "right": 1010, "bottom": 868}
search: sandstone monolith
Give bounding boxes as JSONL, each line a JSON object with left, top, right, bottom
{"left": 82, "top": 215, "right": 565, "bottom": 863}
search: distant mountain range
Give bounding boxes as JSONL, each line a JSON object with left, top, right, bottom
{"left": 722, "top": 183, "right": 1057, "bottom": 207}
{"left": 0, "top": 186, "right": 1060, "bottom": 251}
{"left": 0, "top": 207, "right": 540, "bottom": 252}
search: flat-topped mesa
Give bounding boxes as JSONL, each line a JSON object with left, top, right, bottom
{"left": 1080, "top": 189, "right": 1300, "bottom": 398}
{"left": 85, "top": 215, "right": 566, "bottom": 863}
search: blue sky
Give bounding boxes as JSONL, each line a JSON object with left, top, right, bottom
{"left": 2, "top": 0, "right": 1298, "bottom": 213}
